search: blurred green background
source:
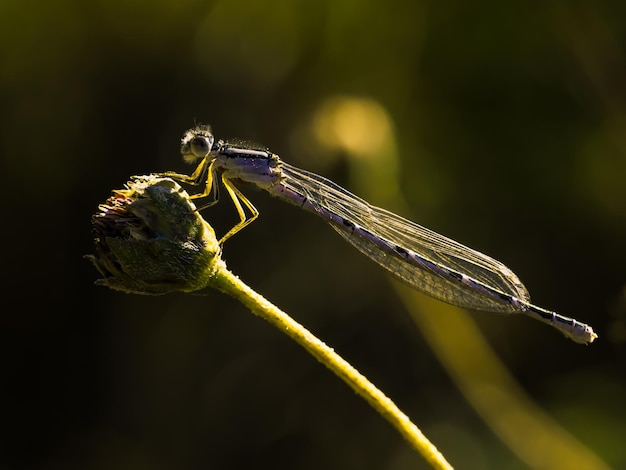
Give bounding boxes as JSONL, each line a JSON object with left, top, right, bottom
{"left": 1, "top": 0, "right": 625, "bottom": 468}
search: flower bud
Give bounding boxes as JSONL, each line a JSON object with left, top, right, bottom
{"left": 86, "top": 175, "right": 221, "bottom": 294}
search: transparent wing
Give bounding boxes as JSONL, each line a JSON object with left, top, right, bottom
{"left": 279, "top": 163, "right": 531, "bottom": 313}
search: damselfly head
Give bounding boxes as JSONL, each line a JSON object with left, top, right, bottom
{"left": 181, "top": 125, "right": 214, "bottom": 163}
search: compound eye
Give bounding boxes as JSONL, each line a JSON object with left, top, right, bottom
{"left": 190, "top": 136, "right": 212, "bottom": 157}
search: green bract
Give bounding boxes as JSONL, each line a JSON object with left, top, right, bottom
{"left": 86, "top": 175, "right": 221, "bottom": 294}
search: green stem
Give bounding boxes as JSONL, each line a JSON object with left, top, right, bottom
{"left": 210, "top": 259, "right": 453, "bottom": 470}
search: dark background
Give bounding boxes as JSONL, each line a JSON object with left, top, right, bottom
{"left": 2, "top": 1, "right": 625, "bottom": 469}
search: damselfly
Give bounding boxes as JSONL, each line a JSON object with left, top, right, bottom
{"left": 160, "top": 125, "right": 597, "bottom": 344}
